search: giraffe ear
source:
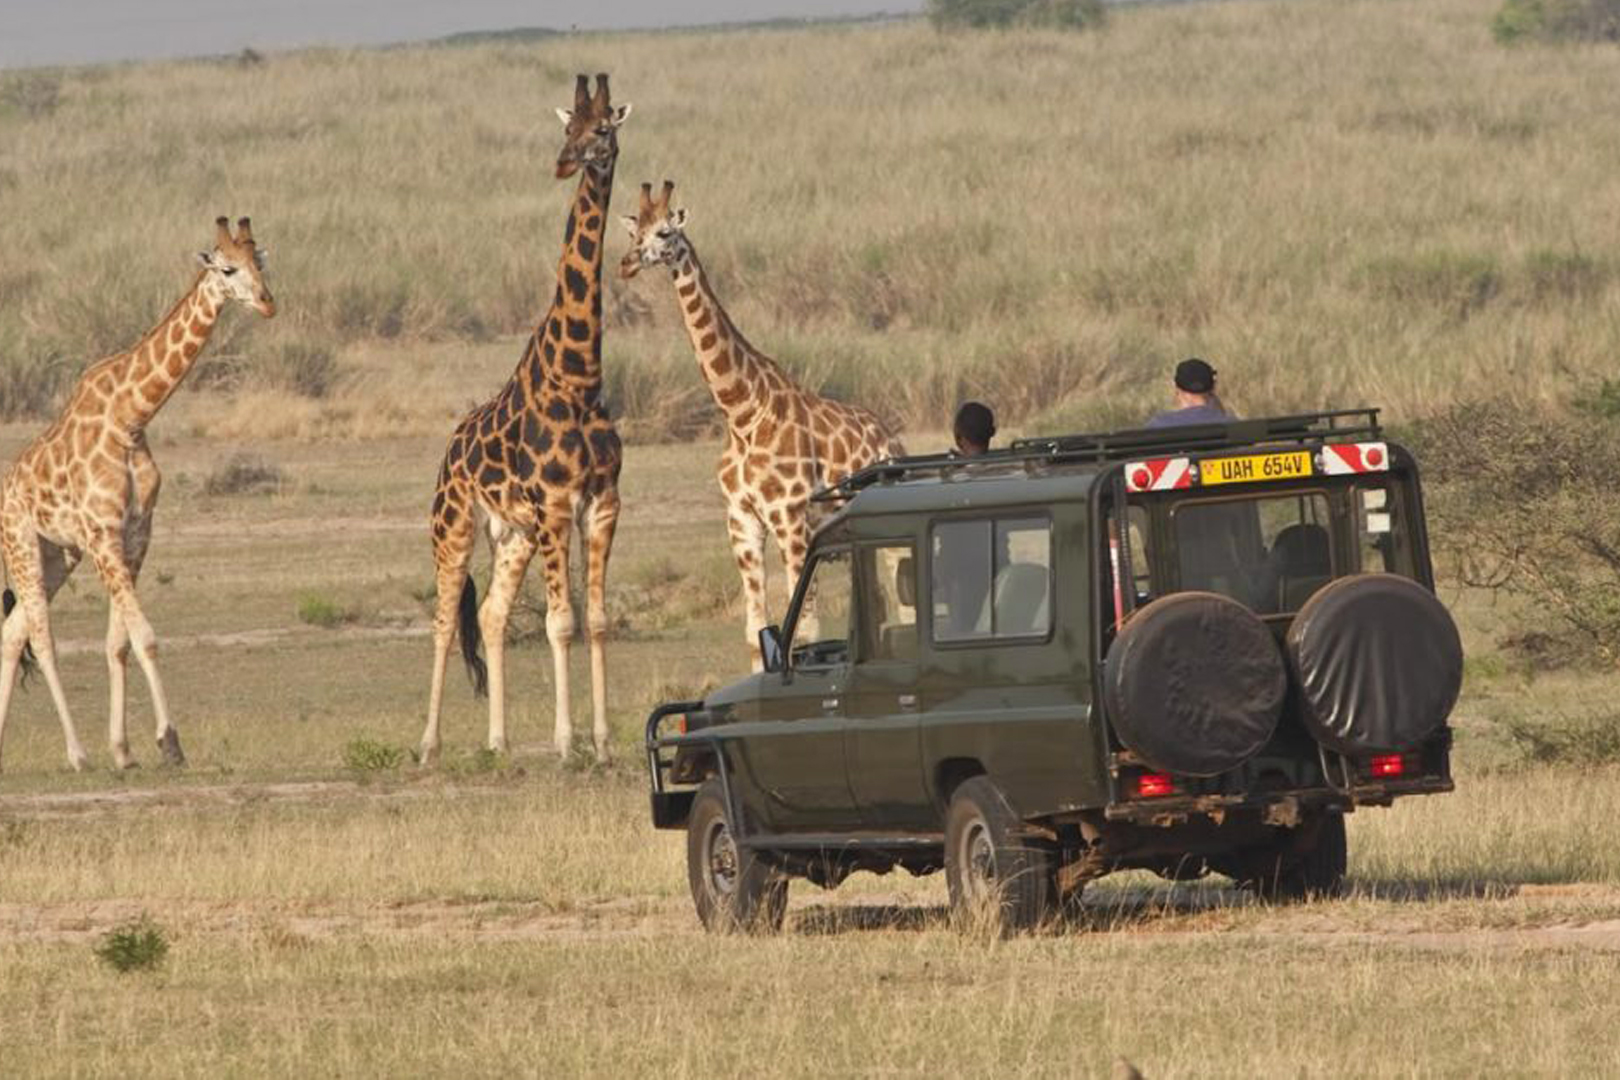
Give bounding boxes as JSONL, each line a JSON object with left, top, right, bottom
{"left": 670, "top": 207, "right": 689, "bottom": 229}
{"left": 196, "top": 251, "right": 218, "bottom": 269}
{"left": 619, "top": 215, "right": 640, "bottom": 240}
{"left": 555, "top": 107, "right": 573, "bottom": 126}
{"left": 611, "top": 103, "right": 632, "bottom": 126}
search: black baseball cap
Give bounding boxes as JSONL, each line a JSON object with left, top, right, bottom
{"left": 1174, "top": 358, "right": 1216, "bottom": 393}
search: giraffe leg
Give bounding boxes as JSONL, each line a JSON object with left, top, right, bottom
{"left": 583, "top": 490, "right": 620, "bottom": 763}
{"left": 420, "top": 493, "right": 476, "bottom": 767}
{"left": 83, "top": 530, "right": 182, "bottom": 766}
{"left": 477, "top": 521, "right": 538, "bottom": 756}
{"left": 534, "top": 519, "right": 576, "bottom": 757}
{"left": 109, "top": 458, "right": 158, "bottom": 770}
{"left": 725, "top": 502, "right": 770, "bottom": 672}
{"left": 0, "top": 527, "right": 88, "bottom": 772}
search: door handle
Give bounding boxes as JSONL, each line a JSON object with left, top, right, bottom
{"left": 898, "top": 694, "right": 918, "bottom": 710}
{"left": 821, "top": 697, "right": 840, "bottom": 711}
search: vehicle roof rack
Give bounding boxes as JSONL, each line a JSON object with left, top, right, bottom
{"left": 813, "top": 407, "right": 1382, "bottom": 503}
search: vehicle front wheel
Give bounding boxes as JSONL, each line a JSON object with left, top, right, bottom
{"left": 686, "top": 779, "right": 787, "bottom": 933}
{"left": 944, "top": 776, "right": 1053, "bottom": 934}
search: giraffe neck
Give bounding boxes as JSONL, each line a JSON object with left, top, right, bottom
{"left": 520, "top": 159, "right": 615, "bottom": 401}
{"left": 108, "top": 273, "right": 226, "bottom": 431}
{"left": 669, "top": 243, "right": 789, "bottom": 429}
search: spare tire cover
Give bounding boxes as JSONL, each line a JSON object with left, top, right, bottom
{"left": 1104, "top": 592, "right": 1287, "bottom": 777}
{"left": 1286, "top": 573, "right": 1462, "bottom": 754}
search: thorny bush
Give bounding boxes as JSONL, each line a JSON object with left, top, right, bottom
{"left": 1413, "top": 399, "right": 1620, "bottom": 666}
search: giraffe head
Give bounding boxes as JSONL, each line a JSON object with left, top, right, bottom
{"left": 618, "top": 181, "right": 690, "bottom": 280}
{"left": 195, "top": 216, "right": 275, "bottom": 317}
{"left": 553, "top": 73, "right": 631, "bottom": 180}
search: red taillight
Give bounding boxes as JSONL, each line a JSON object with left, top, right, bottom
{"left": 1369, "top": 753, "right": 1405, "bottom": 778}
{"left": 1136, "top": 772, "right": 1175, "bottom": 797}
{"left": 676, "top": 716, "right": 688, "bottom": 735}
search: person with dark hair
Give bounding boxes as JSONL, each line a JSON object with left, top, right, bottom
{"left": 953, "top": 401, "right": 996, "bottom": 456}
{"left": 1146, "top": 358, "right": 1230, "bottom": 428}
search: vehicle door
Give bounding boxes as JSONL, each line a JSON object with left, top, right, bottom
{"left": 741, "top": 546, "right": 860, "bottom": 832}
{"left": 844, "top": 540, "right": 932, "bottom": 828}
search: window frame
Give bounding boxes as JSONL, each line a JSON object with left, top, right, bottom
{"left": 782, "top": 544, "right": 855, "bottom": 671}
{"left": 853, "top": 539, "right": 921, "bottom": 666}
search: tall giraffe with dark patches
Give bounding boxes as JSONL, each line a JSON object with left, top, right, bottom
{"left": 0, "top": 217, "right": 275, "bottom": 772}
{"left": 620, "top": 182, "right": 904, "bottom": 670}
{"left": 420, "top": 74, "right": 629, "bottom": 765}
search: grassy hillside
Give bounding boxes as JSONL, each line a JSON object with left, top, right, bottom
{"left": 2, "top": 0, "right": 1618, "bottom": 437}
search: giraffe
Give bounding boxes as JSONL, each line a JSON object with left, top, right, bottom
{"left": 620, "top": 181, "right": 905, "bottom": 670}
{"left": 0, "top": 216, "right": 275, "bottom": 772}
{"left": 419, "top": 74, "right": 630, "bottom": 765}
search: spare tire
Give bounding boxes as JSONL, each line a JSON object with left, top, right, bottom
{"left": 1286, "top": 573, "right": 1462, "bottom": 755}
{"left": 1104, "top": 592, "right": 1287, "bottom": 777}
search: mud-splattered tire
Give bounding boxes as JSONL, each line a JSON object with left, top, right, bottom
{"left": 1226, "top": 812, "right": 1348, "bottom": 903}
{"left": 944, "top": 776, "right": 1053, "bottom": 934}
{"left": 686, "top": 779, "right": 787, "bottom": 934}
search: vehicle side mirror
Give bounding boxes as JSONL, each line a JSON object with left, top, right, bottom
{"left": 759, "top": 625, "right": 785, "bottom": 673}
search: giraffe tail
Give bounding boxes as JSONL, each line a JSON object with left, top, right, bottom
{"left": 1, "top": 588, "right": 36, "bottom": 684}
{"left": 457, "top": 576, "right": 488, "bottom": 698}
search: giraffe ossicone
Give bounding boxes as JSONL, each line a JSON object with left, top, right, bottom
{"left": 0, "top": 215, "right": 275, "bottom": 774}
{"left": 621, "top": 179, "right": 906, "bottom": 670}
{"left": 420, "top": 74, "right": 629, "bottom": 766}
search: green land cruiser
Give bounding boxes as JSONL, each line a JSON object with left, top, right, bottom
{"left": 645, "top": 410, "right": 1462, "bottom": 933}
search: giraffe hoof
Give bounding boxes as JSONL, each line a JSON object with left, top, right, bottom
{"left": 113, "top": 751, "right": 137, "bottom": 771}
{"left": 418, "top": 745, "right": 441, "bottom": 769}
{"left": 67, "top": 751, "right": 90, "bottom": 773}
{"left": 158, "top": 729, "right": 186, "bottom": 767}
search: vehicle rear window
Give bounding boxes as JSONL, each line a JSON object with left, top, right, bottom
{"left": 1172, "top": 492, "right": 1332, "bottom": 615}
{"left": 931, "top": 517, "right": 1052, "bottom": 641}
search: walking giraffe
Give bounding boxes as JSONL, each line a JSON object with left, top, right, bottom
{"left": 0, "top": 216, "right": 275, "bottom": 772}
{"left": 620, "top": 181, "right": 905, "bottom": 669}
{"left": 420, "top": 74, "right": 630, "bottom": 764}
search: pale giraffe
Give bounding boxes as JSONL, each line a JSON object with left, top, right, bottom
{"left": 620, "top": 181, "right": 905, "bottom": 669}
{"left": 0, "top": 217, "right": 275, "bottom": 772}
{"left": 420, "top": 74, "right": 629, "bottom": 765}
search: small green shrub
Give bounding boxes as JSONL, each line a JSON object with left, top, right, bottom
{"left": 94, "top": 914, "right": 170, "bottom": 973}
{"left": 1358, "top": 252, "right": 1501, "bottom": 319}
{"left": 255, "top": 341, "right": 339, "bottom": 399}
{"left": 297, "top": 594, "right": 358, "bottom": 628}
{"left": 1493, "top": 0, "right": 1620, "bottom": 43}
{"left": 929, "top": 0, "right": 1105, "bottom": 30}
{"left": 342, "top": 737, "right": 407, "bottom": 771}
{"left": 1500, "top": 712, "right": 1620, "bottom": 763}
{"left": 0, "top": 73, "right": 62, "bottom": 119}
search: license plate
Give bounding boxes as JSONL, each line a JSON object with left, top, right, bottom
{"left": 1200, "top": 451, "right": 1313, "bottom": 486}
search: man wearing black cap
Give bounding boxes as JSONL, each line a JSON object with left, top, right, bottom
{"left": 1146, "top": 358, "right": 1229, "bottom": 428}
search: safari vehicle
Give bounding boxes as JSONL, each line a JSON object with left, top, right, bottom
{"left": 645, "top": 409, "right": 1462, "bottom": 933}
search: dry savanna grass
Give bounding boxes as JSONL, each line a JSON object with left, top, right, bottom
{"left": 4, "top": 0, "right": 1620, "bottom": 1074}
{"left": 2, "top": 0, "right": 1619, "bottom": 436}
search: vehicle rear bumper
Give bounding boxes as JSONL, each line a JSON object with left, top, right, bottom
{"left": 1100, "top": 775, "right": 1454, "bottom": 825}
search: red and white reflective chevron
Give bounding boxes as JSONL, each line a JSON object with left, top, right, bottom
{"left": 1125, "top": 457, "right": 1193, "bottom": 492}
{"left": 1320, "top": 442, "right": 1390, "bottom": 475}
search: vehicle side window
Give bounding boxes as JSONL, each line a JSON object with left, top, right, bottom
{"left": 932, "top": 517, "right": 1052, "bottom": 642}
{"left": 789, "top": 549, "right": 852, "bottom": 667}
{"left": 1356, "top": 483, "right": 1416, "bottom": 579}
{"left": 858, "top": 543, "right": 918, "bottom": 663}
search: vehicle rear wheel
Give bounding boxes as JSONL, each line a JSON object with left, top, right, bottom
{"left": 686, "top": 779, "right": 787, "bottom": 933}
{"left": 944, "top": 776, "right": 1053, "bottom": 934}
{"left": 1226, "top": 812, "right": 1348, "bottom": 903}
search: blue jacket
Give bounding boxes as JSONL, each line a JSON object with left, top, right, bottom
{"left": 1145, "top": 404, "right": 1230, "bottom": 429}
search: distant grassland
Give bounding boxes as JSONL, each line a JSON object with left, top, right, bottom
{"left": 2, "top": 0, "right": 1619, "bottom": 438}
